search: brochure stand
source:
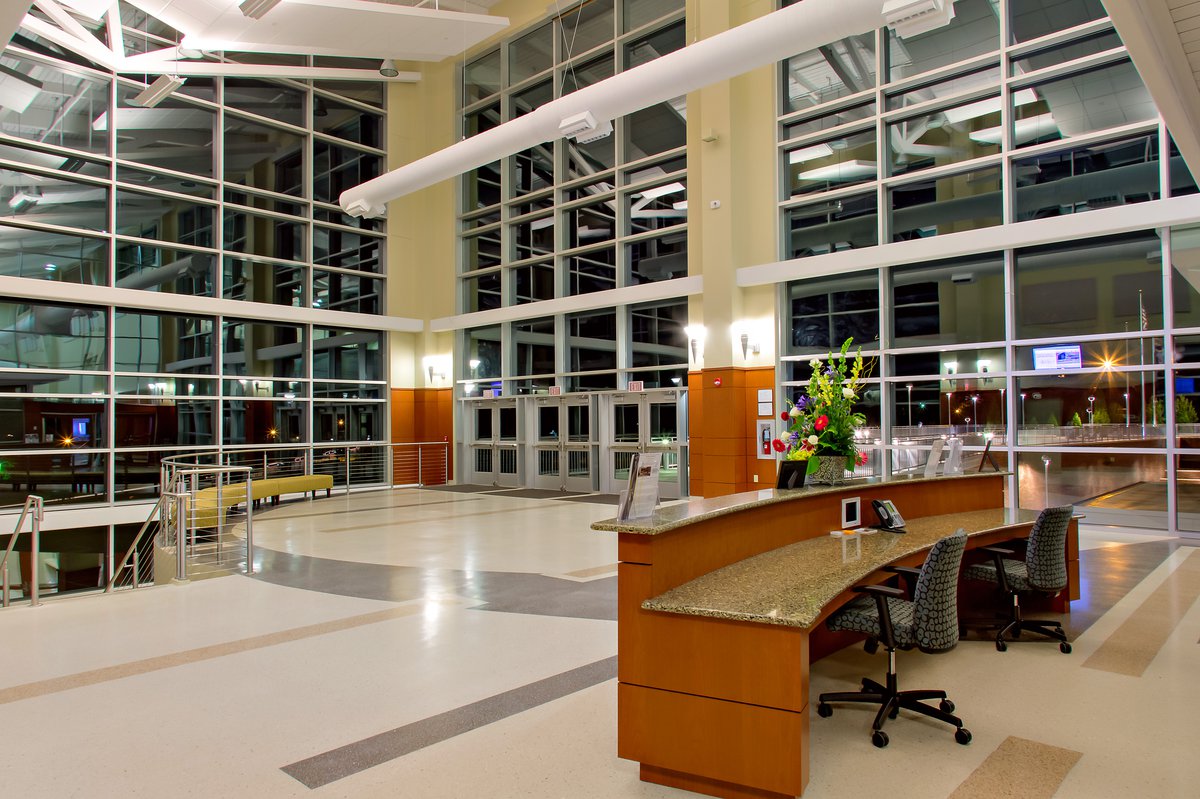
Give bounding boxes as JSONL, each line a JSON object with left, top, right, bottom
{"left": 618, "top": 452, "right": 662, "bottom": 521}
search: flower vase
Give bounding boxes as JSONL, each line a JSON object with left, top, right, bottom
{"left": 809, "top": 454, "right": 849, "bottom": 485}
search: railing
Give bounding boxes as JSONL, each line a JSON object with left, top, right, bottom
{"left": 104, "top": 495, "right": 163, "bottom": 593}
{"left": 158, "top": 465, "right": 254, "bottom": 580}
{"left": 1, "top": 495, "right": 44, "bottom": 607}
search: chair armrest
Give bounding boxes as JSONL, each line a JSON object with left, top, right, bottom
{"left": 883, "top": 565, "right": 921, "bottom": 596}
{"left": 855, "top": 584, "right": 904, "bottom": 649}
{"left": 854, "top": 584, "right": 906, "bottom": 599}
{"left": 979, "top": 547, "right": 1016, "bottom": 592}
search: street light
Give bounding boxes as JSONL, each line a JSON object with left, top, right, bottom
{"left": 906, "top": 383, "right": 913, "bottom": 427}
{"left": 1041, "top": 455, "right": 1052, "bottom": 508}
{"left": 1124, "top": 392, "right": 1130, "bottom": 427}
{"left": 946, "top": 391, "right": 952, "bottom": 429}
{"left": 1087, "top": 395, "right": 1096, "bottom": 427}
{"left": 1020, "top": 392, "right": 1026, "bottom": 427}
{"left": 971, "top": 395, "right": 979, "bottom": 433}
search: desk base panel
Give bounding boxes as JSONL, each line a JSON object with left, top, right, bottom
{"left": 640, "top": 765, "right": 798, "bottom": 799}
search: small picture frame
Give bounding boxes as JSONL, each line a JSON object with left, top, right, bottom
{"left": 841, "top": 497, "right": 861, "bottom": 529}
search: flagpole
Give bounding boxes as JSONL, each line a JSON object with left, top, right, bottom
{"left": 1140, "top": 290, "right": 1147, "bottom": 437}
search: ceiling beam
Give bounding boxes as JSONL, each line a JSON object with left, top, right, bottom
{"left": 116, "top": 61, "right": 420, "bottom": 82}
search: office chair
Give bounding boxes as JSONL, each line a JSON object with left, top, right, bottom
{"left": 962, "top": 505, "right": 1073, "bottom": 654}
{"left": 817, "top": 530, "right": 971, "bottom": 749}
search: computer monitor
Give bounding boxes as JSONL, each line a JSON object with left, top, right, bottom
{"left": 777, "top": 461, "right": 806, "bottom": 490}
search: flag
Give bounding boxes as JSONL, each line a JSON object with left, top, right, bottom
{"left": 1139, "top": 289, "right": 1149, "bottom": 331}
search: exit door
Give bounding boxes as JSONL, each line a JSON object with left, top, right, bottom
{"left": 465, "top": 398, "right": 521, "bottom": 487}
{"left": 601, "top": 389, "right": 687, "bottom": 499}
{"left": 529, "top": 395, "right": 595, "bottom": 492}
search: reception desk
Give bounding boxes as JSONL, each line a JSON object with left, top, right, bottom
{"left": 592, "top": 473, "right": 1079, "bottom": 799}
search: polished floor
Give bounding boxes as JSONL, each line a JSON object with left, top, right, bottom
{"left": 2, "top": 489, "right": 1199, "bottom": 798}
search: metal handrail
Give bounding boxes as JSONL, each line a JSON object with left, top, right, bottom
{"left": 104, "top": 495, "right": 165, "bottom": 593}
{"left": 1, "top": 495, "right": 44, "bottom": 607}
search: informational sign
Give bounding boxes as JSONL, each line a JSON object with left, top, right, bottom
{"left": 628, "top": 380, "right": 645, "bottom": 392}
{"left": 548, "top": 386, "right": 561, "bottom": 395}
{"left": 1033, "top": 344, "right": 1082, "bottom": 370}
{"left": 482, "top": 389, "right": 495, "bottom": 398}
{"left": 924, "top": 438, "right": 945, "bottom": 478}
{"left": 618, "top": 451, "right": 661, "bottom": 521}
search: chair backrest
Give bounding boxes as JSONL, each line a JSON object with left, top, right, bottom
{"left": 1027, "top": 505, "right": 1073, "bottom": 591}
{"left": 912, "top": 530, "right": 968, "bottom": 653}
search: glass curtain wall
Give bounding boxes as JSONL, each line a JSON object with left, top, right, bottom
{"left": 778, "top": 0, "right": 1199, "bottom": 530}
{"left": 0, "top": 2, "right": 388, "bottom": 506}
{"left": 457, "top": 0, "right": 688, "bottom": 395}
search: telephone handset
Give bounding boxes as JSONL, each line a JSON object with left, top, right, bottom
{"left": 872, "top": 499, "right": 907, "bottom": 533}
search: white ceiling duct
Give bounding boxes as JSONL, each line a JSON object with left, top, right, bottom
{"left": 339, "top": 0, "right": 959, "bottom": 217}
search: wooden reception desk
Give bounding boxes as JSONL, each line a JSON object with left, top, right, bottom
{"left": 592, "top": 473, "right": 1079, "bottom": 799}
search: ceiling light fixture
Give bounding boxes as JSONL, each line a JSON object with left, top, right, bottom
{"left": 379, "top": 59, "right": 400, "bottom": 78}
{"left": 239, "top": 0, "right": 283, "bottom": 20}
{"left": 8, "top": 190, "right": 41, "bottom": 211}
{"left": 128, "top": 74, "right": 186, "bottom": 108}
{"left": 341, "top": 0, "right": 960, "bottom": 217}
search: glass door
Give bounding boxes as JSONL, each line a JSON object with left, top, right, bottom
{"left": 529, "top": 395, "right": 595, "bottom": 492}
{"left": 603, "top": 389, "right": 686, "bottom": 500}
{"left": 465, "top": 398, "right": 521, "bottom": 487}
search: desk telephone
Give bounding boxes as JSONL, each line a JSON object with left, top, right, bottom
{"left": 871, "top": 499, "right": 907, "bottom": 533}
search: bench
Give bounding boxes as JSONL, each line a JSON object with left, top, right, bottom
{"left": 186, "top": 474, "right": 334, "bottom": 528}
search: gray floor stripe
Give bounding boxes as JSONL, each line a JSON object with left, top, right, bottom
{"left": 281, "top": 655, "right": 618, "bottom": 789}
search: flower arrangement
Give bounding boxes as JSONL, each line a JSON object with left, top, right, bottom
{"left": 772, "top": 338, "right": 872, "bottom": 476}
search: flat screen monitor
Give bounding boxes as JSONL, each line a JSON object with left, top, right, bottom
{"left": 777, "top": 461, "right": 806, "bottom": 490}
{"left": 72, "top": 417, "right": 90, "bottom": 440}
{"left": 1033, "top": 344, "right": 1082, "bottom": 371}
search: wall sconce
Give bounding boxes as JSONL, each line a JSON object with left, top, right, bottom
{"left": 683, "top": 324, "right": 706, "bottom": 365}
{"left": 976, "top": 359, "right": 991, "bottom": 373}
{"left": 469, "top": 358, "right": 481, "bottom": 372}
{"left": 423, "top": 355, "right": 450, "bottom": 383}
{"left": 945, "top": 361, "right": 958, "bottom": 375}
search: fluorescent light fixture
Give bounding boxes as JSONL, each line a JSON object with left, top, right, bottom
{"left": 558, "top": 110, "right": 613, "bottom": 144}
{"left": 43, "top": 263, "right": 57, "bottom": 272}
{"left": 672, "top": 200, "right": 688, "bottom": 211}
{"left": 128, "top": 74, "right": 186, "bottom": 108}
{"left": 969, "top": 113, "right": 1056, "bottom": 145}
{"left": 641, "top": 182, "right": 686, "bottom": 200}
{"left": 797, "top": 160, "right": 876, "bottom": 181}
{"left": 788, "top": 142, "right": 834, "bottom": 164}
{"left": 8, "top": 190, "right": 40, "bottom": 210}
{"left": 239, "top": 0, "right": 283, "bottom": 20}
{"left": 379, "top": 59, "right": 400, "bottom": 78}
{"left": 883, "top": 0, "right": 956, "bottom": 39}
{"left": 942, "top": 89, "right": 1037, "bottom": 126}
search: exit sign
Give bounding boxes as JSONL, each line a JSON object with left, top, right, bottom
{"left": 628, "top": 380, "right": 644, "bottom": 392}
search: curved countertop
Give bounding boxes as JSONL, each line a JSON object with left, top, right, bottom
{"left": 590, "top": 472, "right": 1005, "bottom": 535}
{"left": 641, "top": 507, "right": 1041, "bottom": 629}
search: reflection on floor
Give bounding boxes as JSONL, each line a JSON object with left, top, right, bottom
{"left": 1080, "top": 479, "right": 1200, "bottom": 530}
{"left": 0, "top": 489, "right": 1197, "bottom": 798}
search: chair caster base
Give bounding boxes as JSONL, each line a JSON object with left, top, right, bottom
{"left": 872, "top": 730, "right": 889, "bottom": 748}
{"left": 955, "top": 728, "right": 972, "bottom": 745}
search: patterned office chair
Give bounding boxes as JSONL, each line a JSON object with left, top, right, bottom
{"left": 962, "top": 505, "right": 1073, "bottom": 654}
{"left": 817, "top": 530, "right": 971, "bottom": 749}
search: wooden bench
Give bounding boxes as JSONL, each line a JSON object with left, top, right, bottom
{"left": 186, "top": 474, "right": 334, "bottom": 528}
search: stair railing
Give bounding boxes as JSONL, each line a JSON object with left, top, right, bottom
{"left": 1, "top": 495, "right": 45, "bottom": 607}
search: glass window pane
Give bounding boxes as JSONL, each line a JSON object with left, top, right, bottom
{"left": 224, "top": 398, "right": 306, "bottom": 445}
{"left": 114, "top": 92, "right": 216, "bottom": 178}
{"left": 787, "top": 129, "right": 876, "bottom": 196}
{"left": 116, "top": 399, "right": 216, "bottom": 447}
{"left": 114, "top": 309, "right": 213, "bottom": 374}
{"left": 314, "top": 94, "right": 382, "bottom": 147}
{"left": 624, "top": 0, "right": 682, "bottom": 31}
{"left": 467, "top": 325, "right": 502, "bottom": 379}
{"left": 557, "top": 0, "right": 614, "bottom": 56}
{"left": 0, "top": 371, "right": 105, "bottom": 395}
{"left": 567, "top": 247, "right": 617, "bottom": 295}
{"left": 115, "top": 243, "right": 213, "bottom": 297}
{"left": 224, "top": 116, "right": 304, "bottom": 196}
{"left": 0, "top": 226, "right": 107, "bottom": 285}
{"left": 1015, "top": 59, "right": 1155, "bottom": 149}
{"left": 313, "top": 226, "right": 382, "bottom": 273}
{"left": 0, "top": 57, "right": 108, "bottom": 154}
{"left": 0, "top": 396, "right": 106, "bottom": 448}
{"left": 631, "top": 300, "right": 687, "bottom": 368}
{"left": 785, "top": 272, "right": 880, "bottom": 355}
{"left": 783, "top": 101, "right": 876, "bottom": 140}
{"left": 892, "top": 253, "right": 1005, "bottom": 346}
{"left": 313, "top": 327, "right": 382, "bottom": 381}
{"left": 0, "top": 452, "right": 109, "bottom": 505}
{"left": 886, "top": 0, "right": 1000, "bottom": 82}
{"left": 1173, "top": 223, "right": 1200, "bottom": 330}
{"left": 1169, "top": 135, "right": 1199, "bottom": 197}
{"left": 1015, "top": 232, "right": 1163, "bottom": 339}
{"left": 223, "top": 208, "right": 306, "bottom": 261}
{"left": 1010, "top": 0, "right": 1109, "bottom": 43}
{"left": 313, "top": 402, "right": 381, "bottom": 443}
{"left": 515, "top": 261, "right": 555, "bottom": 304}
{"left": 886, "top": 64, "right": 1002, "bottom": 111}
{"left": 783, "top": 32, "right": 876, "bottom": 113}
{"left": 1011, "top": 29, "right": 1122, "bottom": 73}
{"left": 2, "top": 166, "right": 109, "bottom": 232}
{"left": 888, "top": 96, "right": 1000, "bottom": 177}
{"left": 225, "top": 79, "right": 304, "bottom": 127}
{"left": 515, "top": 317, "right": 555, "bottom": 376}
{"left": 313, "top": 269, "right": 380, "bottom": 314}
{"left": 569, "top": 309, "right": 617, "bottom": 373}
{"left": 890, "top": 165, "right": 1002, "bottom": 241}
{"left": 1014, "top": 134, "right": 1159, "bottom": 222}
{"left": 314, "top": 140, "right": 381, "bottom": 205}
{"left": 0, "top": 298, "right": 106, "bottom": 370}
{"left": 463, "top": 228, "right": 502, "bottom": 272}
{"left": 565, "top": 198, "right": 615, "bottom": 247}
{"left": 785, "top": 193, "right": 878, "bottom": 258}
{"left": 464, "top": 50, "right": 501, "bottom": 103}
{"left": 465, "top": 271, "right": 503, "bottom": 313}
{"left": 223, "top": 257, "right": 304, "bottom": 307}
{"left": 222, "top": 319, "right": 304, "bottom": 377}
{"left": 117, "top": 165, "right": 216, "bottom": 199}
{"left": 509, "top": 23, "right": 553, "bottom": 83}
{"left": 117, "top": 189, "right": 213, "bottom": 246}
{"left": 629, "top": 232, "right": 687, "bottom": 284}
{"left": 1018, "top": 452, "right": 1164, "bottom": 513}
{"left": 513, "top": 213, "right": 555, "bottom": 260}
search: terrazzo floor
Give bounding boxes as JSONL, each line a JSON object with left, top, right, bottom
{"left": 1, "top": 488, "right": 1198, "bottom": 798}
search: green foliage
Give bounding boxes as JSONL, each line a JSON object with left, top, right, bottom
{"left": 1092, "top": 405, "right": 1111, "bottom": 425}
{"left": 775, "top": 338, "right": 874, "bottom": 473}
{"left": 1047, "top": 413, "right": 1060, "bottom": 427}
{"left": 1070, "top": 412, "right": 1083, "bottom": 427}
{"left": 1154, "top": 396, "right": 1199, "bottom": 424}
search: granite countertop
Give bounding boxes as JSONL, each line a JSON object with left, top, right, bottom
{"left": 641, "top": 507, "right": 1040, "bottom": 629}
{"left": 590, "top": 472, "right": 1006, "bottom": 535}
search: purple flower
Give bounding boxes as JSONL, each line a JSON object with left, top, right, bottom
{"left": 796, "top": 396, "right": 808, "bottom": 409}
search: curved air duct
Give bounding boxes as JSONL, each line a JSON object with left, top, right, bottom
{"left": 339, "top": 0, "right": 922, "bottom": 218}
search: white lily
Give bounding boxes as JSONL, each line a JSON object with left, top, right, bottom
{"left": 809, "top": 358, "right": 820, "bottom": 369}
{"left": 842, "top": 387, "right": 854, "bottom": 399}
{"left": 789, "top": 405, "right": 802, "bottom": 417}
{"left": 807, "top": 435, "right": 818, "bottom": 445}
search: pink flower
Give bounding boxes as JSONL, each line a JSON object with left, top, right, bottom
{"left": 772, "top": 439, "right": 786, "bottom": 453}
{"left": 814, "top": 415, "right": 829, "bottom": 431}
{"left": 857, "top": 452, "right": 868, "bottom": 465}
